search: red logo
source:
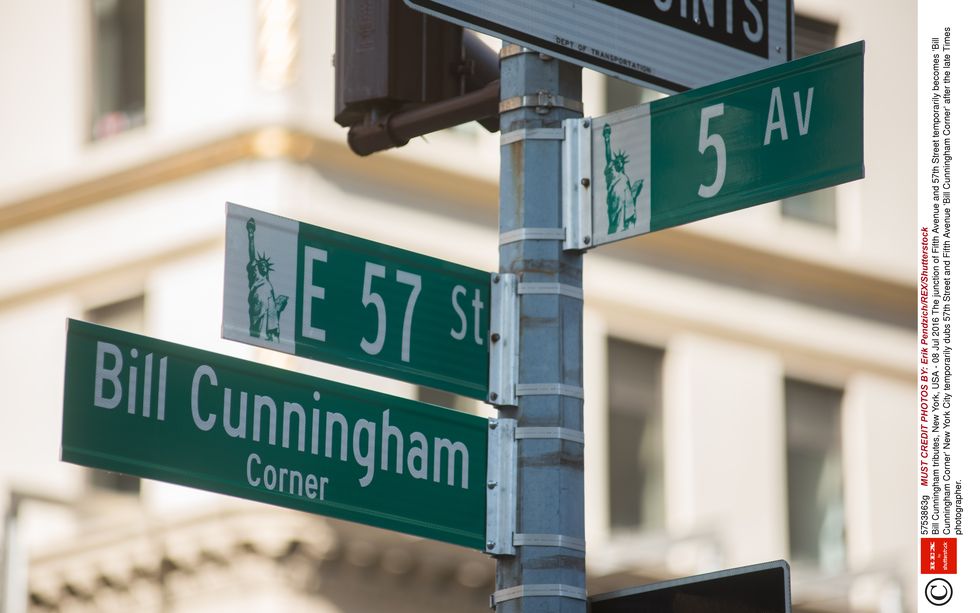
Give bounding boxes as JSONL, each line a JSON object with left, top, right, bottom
{"left": 921, "top": 538, "right": 957, "bottom": 574}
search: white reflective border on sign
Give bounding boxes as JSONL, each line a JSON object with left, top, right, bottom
{"left": 223, "top": 202, "right": 300, "bottom": 354}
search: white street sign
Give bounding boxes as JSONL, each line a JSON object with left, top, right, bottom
{"left": 404, "top": 0, "right": 793, "bottom": 93}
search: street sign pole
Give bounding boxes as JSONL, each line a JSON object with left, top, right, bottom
{"left": 492, "top": 46, "right": 586, "bottom": 610}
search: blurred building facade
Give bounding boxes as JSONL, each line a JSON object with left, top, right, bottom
{"left": 0, "top": 1, "right": 914, "bottom": 611}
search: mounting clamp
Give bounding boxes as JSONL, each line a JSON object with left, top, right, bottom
{"left": 562, "top": 116, "right": 594, "bottom": 251}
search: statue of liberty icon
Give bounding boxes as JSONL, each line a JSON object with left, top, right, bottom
{"left": 603, "top": 123, "right": 644, "bottom": 234}
{"left": 246, "top": 217, "right": 289, "bottom": 341}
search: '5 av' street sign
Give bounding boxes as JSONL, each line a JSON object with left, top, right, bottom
{"left": 222, "top": 204, "right": 491, "bottom": 399}
{"left": 566, "top": 41, "right": 864, "bottom": 249}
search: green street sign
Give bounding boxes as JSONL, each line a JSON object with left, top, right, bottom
{"left": 579, "top": 41, "right": 864, "bottom": 248}
{"left": 62, "top": 319, "right": 489, "bottom": 549}
{"left": 222, "top": 203, "right": 491, "bottom": 400}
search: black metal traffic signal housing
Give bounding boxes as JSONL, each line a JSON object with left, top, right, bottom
{"left": 334, "top": 0, "right": 499, "bottom": 156}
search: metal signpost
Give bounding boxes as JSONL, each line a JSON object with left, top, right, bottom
{"left": 489, "top": 45, "right": 587, "bottom": 612}
{"left": 62, "top": 319, "right": 489, "bottom": 550}
{"left": 404, "top": 0, "right": 793, "bottom": 93}
{"left": 589, "top": 560, "right": 791, "bottom": 613}
{"left": 564, "top": 41, "right": 865, "bottom": 249}
{"left": 222, "top": 203, "right": 492, "bottom": 400}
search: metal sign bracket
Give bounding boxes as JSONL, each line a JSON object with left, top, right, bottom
{"left": 485, "top": 416, "right": 517, "bottom": 556}
{"left": 562, "top": 117, "right": 593, "bottom": 251}
{"left": 488, "top": 273, "right": 519, "bottom": 407}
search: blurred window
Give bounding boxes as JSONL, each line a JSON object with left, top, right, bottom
{"left": 85, "top": 294, "right": 145, "bottom": 494}
{"left": 794, "top": 14, "right": 839, "bottom": 59}
{"left": 781, "top": 14, "right": 839, "bottom": 228}
{"left": 416, "top": 386, "right": 481, "bottom": 415}
{"left": 607, "top": 338, "right": 665, "bottom": 532}
{"left": 781, "top": 188, "right": 837, "bottom": 229}
{"left": 785, "top": 378, "right": 845, "bottom": 572}
{"left": 91, "top": 0, "right": 146, "bottom": 140}
{"left": 604, "top": 75, "right": 664, "bottom": 115}
{"left": 85, "top": 294, "right": 144, "bottom": 333}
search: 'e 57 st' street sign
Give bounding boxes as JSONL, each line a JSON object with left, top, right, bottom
{"left": 404, "top": 0, "right": 793, "bottom": 93}
{"left": 62, "top": 319, "right": 488, "bottom": 549}
{"left": 571, "top": 41, "right": 864, "bottom": 249}
{"left": 222, "top": 204, "right": 491, "bottom": 400}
